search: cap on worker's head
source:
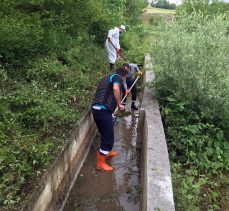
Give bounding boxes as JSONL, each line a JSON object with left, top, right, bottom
{"left": 116, "top": 67, "right": 128, "bottom": 76}
{"left": 122, "top": 63, "right": 130, "bottom": 70}
{"left": 119, "top": 25, "right": 126, "bottom": 31}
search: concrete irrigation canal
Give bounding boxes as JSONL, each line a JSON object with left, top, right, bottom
{"left": 23, "top": 55, "right": 175, "bottom": 211}
{"left": 64, "top": 111, "right": 141, "bottom": 211}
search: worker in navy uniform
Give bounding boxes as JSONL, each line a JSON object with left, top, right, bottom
{"left": 91, "top": 67, "right": 128, "bottom": 171}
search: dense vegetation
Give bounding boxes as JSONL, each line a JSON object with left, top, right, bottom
{"left": 149, "top": 6, "right": 229, "bottom": 210}
{"left": 177, "top": 0, "right": 229, "bottom": 15}
{"left": 0, "top": 0, "right": 147, "bottom": 209}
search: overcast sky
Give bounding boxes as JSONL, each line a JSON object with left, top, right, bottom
{"left": 168, "top": 0, "right": 182, "bottom": 5}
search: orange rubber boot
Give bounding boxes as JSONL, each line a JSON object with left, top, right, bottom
{"left": 106, "top": 151, "right": 118, "bottom": 158}
{"left": 96, "top": 152, "right": 113, "bottom": 171}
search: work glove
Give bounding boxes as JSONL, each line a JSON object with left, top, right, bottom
{"left": 137, "top": 70, "right": 143, "bottom": 76}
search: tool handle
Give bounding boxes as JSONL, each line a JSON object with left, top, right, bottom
{"left": 108, "top": 39, "right": 126, "bottom": 61}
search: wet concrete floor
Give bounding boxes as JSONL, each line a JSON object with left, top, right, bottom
{"left": 64, "top": 109, "right": 141, "bottom": 211}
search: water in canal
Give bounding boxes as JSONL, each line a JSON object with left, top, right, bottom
{"left": 64, "top": 109, "right": 141, "bottom": 211}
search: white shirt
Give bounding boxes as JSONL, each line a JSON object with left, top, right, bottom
{"left": 107, "top": 27, "right": 120, "bottom": 49}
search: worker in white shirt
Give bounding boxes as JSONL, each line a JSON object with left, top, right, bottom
{"left": 105, "top": 25, "right": 126, "bottom": 71}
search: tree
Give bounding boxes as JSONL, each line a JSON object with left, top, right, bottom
{"left": 151, "top": 0, "right": 176, "bottom": 10}
{"left": 177, "top": 0, "right": 229, "bottom": 15}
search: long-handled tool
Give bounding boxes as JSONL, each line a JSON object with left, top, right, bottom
{"left": 108, "top": 39, "right": 127, "bottom": 61}
{"left": 113, "top": 76, "right": 140, "bottom": 124}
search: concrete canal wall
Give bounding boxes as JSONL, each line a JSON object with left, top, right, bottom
{"left": 140, "top": 54, "right": 175, "bottom": 211}
{"left": 23, "top": 111, "right": 97, "bottom": 211}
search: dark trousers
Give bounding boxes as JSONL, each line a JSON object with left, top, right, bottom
{"left": 126, "top": 78, "right": 137, "bottom": 102}
{"left": 92, "top": 108, "right": 114, "bottom": 152}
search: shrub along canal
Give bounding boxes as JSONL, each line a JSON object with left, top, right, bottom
{"left": 64, "top": 109, "right": 141, "bottom": 211}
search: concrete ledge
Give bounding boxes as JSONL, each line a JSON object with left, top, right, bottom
{"left": 23, "top": 111, "right": 97, "bottom": 211}
{"left": 140, "top": 54, "right": 175, "bottom": 211}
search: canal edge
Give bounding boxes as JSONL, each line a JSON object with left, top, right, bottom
{"left": 140, "top": 53, "right": 175, "bottom": 211}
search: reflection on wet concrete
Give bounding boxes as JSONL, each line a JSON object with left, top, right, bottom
{"left": 64, "top": 111, "right": 141, "bottom": 211}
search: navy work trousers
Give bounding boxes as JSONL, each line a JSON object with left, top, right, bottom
{"left": 92, "top": 108, "right": 114, "bottom": 152}
{"left": 126, "top": 78, "right": 137, "bottom": 101}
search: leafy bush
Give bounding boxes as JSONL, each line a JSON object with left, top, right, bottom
{"left": 151, "top": 13, "right": 229, "bottom": 129}
{"left": 171, "top": 163, "right": 227, "bottom": 211}
{"left": 150, "top": 12, "right": 229, "bottom": 210}
{"left": 161, "top": 97, "right": 229, "bottom": 172}
{"left": 149, "top": 16, "right": 165, "bottom": 26}
{"left": 0, "top": 136, "right": 54, "bottom": 207}
{"left": 121, "top": 25, "right": 151, "bottom": 64}
{"left": 176, "top": 1, "right": 229, "bottom": 15}
{"left": 0, "top": 14, "right": 44, "bottom": 67}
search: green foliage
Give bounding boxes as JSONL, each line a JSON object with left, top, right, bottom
{"left": 149, "top": 16, "right": 166, "bottom": 26}
{"left": 158, "top": 92, "right": 229, "bottom": 211}
{"left": 121, "top": 25, "right": 151, "bottom": 64}
{"left": 151, "top": 13, "right": 229, "bottom": 171}
{"left": 207, "top": 2, "right": 229, "bottom": 15}
{"left": 0, "top": 135, "right": 54, "bottom": 206}
{"left": 0, "top": 0, "right": 146, "bottom": 209}
{"left": 172, "top": 163, "right": 228, "bottom": 210}
{"left": 161, "top": 97, "right": 229, "bottom": 172}
{"left": 176, "top": 0, "right": 229, "bottom": 15}
{"left": 124, "top": 0, "right": 147, "bottom": 24}
{"left": 0, "top": 14, "right": 44, "bottom": 66}
{"left": 151, "top": 13, "right": 229, "bottom": 128}
{"left": 177, "top": 0, "right": 209, "bottom": 14}
{"left": 150, "top": 12, "right": 229, "bottom": 210}
{"left": 0, "top": 46, "right": 107, "bottom": 207}
{"left": 0, "top": 0, "right": 126, "bottom": 67}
